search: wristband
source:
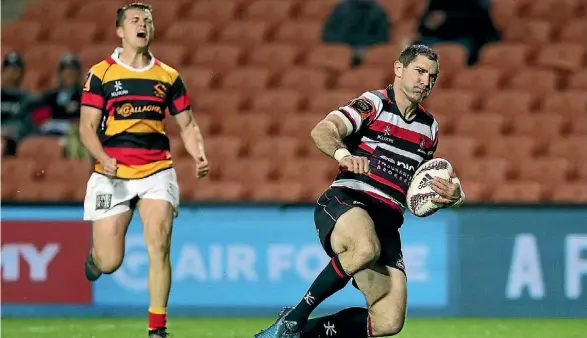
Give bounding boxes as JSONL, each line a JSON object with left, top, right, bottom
{"left": 333, "top": 148, "right": 352, "bottom": 162}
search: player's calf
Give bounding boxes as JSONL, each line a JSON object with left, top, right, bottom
{"left": 138, "top": 199, "right": 174, "bottom": 334}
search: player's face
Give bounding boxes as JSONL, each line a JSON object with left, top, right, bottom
{"left": 1, "top": 66, "right": 24, "bottom": 88}
{"left": 117, "top": 8, "right": 154, "bottom": 50}
{"left": 394, "top": 55, "right": 439, "bottom": 104}
{"left": 60, "top": 67, "right": 80, "bottom": 88}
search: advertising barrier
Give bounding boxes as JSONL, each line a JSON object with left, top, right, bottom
{"left": 1, "top": 220, "right": 92, "bottom": 304}
{"left": 1, "top": 205, "right": 585, "bottom": 318}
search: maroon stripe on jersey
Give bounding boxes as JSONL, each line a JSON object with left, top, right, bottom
{"left": 81, "top": 92, "right": 105, "bottom": 108}
{"left": 362, "top": 190, "right": 402, "bottom": 213}
{"left": 369, "top": 120, "right": 432, "bottom": 145}
{"left": 173, "top": 94, "right": 191, "bottom": 113}
{"left": 338, "top": 109, "right": 357, "bottom": 132}
{"left": 104, "top": 147, "right": 169, "bottom": 165}
{"left": 106, "top": 95, "right": 165, "bottom": 111}
{"left": 359, "top": 143, "right": 374, "bottom": 153}
{"left": 368, "top": 172, "right": 406, "bottom": 194}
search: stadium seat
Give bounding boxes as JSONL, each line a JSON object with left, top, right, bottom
{"left": 37, "top": 182, "right": 75, "bottom": 201}
{"left": 17, "top": 136, "right": 63, "bottom": 160}
{"left": 190, "top": 180, "right": 246, "bottom": 201}
{"left": 249, "top": 136, "right": 304, "bottom": 159}
{"left": 507, "top": 69, "right": 559, "bottom": 95}
{"left": 181, "top": 66, "right": 218, "bottom": 91}
{"left": 536, "top": 43, "right": 586, "bottom": 71}
{"left": 79, "top": 44, "right": 118, "bottom": 70}
{"left": 169, "top": 114, "right": 216, "bottom": 138}
{"left": 526, "top": 0, "right": 576, "bottom": 25}
{"left": 517, "top": 157, "right": 572, "bottom": 184}
{"left": 39, "top": 159, "right": 93, "bottom": 185}
{"left": 250, "top": 181, "right": 307, "bottom": 202}
{"left": 191, "top": 44, "right": 244, "bottom": 71}
{"left": 459, "top": 181, "right": 489, "bottom": 202}
{"left": 424, "top": 90, "right": 478, "bottom": 114}
{"left": 21, "top": 70, "right": 45, "bottom": 93}
{"left": 567, "top": 69, "right": 587, "bottom": 90}
{"left": 149, "top": 44, "right": 188, "bottom": 67}
{"left": 250, "top": 90, "right": 303, "bottom": 112}
{"left": 481, "top": 91, "right": 536, "bottom": 113}
{"left": 221, "top": 67, "right": 272, "bottom": 94}
{"left": 560, "top": 20, "right": 587, "bottom": 44}
{"left": 490, "top": 0, "right": 529, "bottom": 28}
{"left": 431, "top": 112, "right": 453, "bottom": 135}
{"left": 362, "top": 44, "right": 403, "bottom": 69}
{"left": 503, "top": 20, "right": 553, "bottom": 45}
{"left": 546, "top": 136, "right": 587, "bottom": 161}
{"left": 274, "top": 21, "right": 323, "bottom": 47}
{"left": 172, "top": 159, "right": 197, "bottom": 199}
{"left": 306, "top": 91, "right": 357, "bottom": 113}
{"left": 278, "top": 114, "right": 322, "bottom": 138}
{"left": 335, "top": 68, "right": 388, "bottom": 91}
{"left": 218, "top": 21, "right": 270, "bottom": 46}
{"left": 204, "top": 136, "right": 244, "bottom": 161}
{"left": 48, "top": 22, "right": 99, "bottom": 50}
{"left": 217, "top": 114, "right": 274, "bottom": 142}
{"left": 510, "top": 114, "right": 565, "bottom": 141}
{"left": 478, "top": 43, "right": 530, "bottom": 71}
{"left": 304, "top": 45, "right": 352, "bottom": 72}
{"left": 430, "top": 43, "right": 468, "bottom": 71}
{"left": 279, "top": 67, "right": 330, "bottom": 94}
{"left": 221, "top": 158, "right": 276, "bottom": 185}
{"left": 278, "top": 158, "right": 335, "bottom": 182}
{"left": 1, "top": 159, "right": 38, "bottom": 197}
{"left": 192, "top": 91, "right": 245, "bottom": 113}
{"left": 379, "top": 0, "right": 411, "bottom": 23}
{"left": 452, "top": 67, "right": 503, "bottom": 91}
{"left": 461, "top": 158, "right": 513, "bottom": 185}
{"left": 433, "top": 136, "right": 479, "bottom": 160}
{"left": 541, "top": 91, "right": 587, "bottom": 117}
{"left": 187, "top": 0, "right": 239, "bottom": 23}
{"left": 483, "top": 136, "right": 539, "bottom": 162}
{"left": 144, "top": 0, "right": 183, "bottom": 28}
{"left": 169, "top": 136, "right": 187, "bottom": 158}
{"left": 1, "top": 21, "right": 42, "bottom": 50}
{"left": 22, "top": 1, "right": 73, "bottom": 26}
{"left": 551, "top": 184, "right": 587, "bottom": 202}
{"left": 452, "top": 114, "right": 508, "bottom": 139}
{"left": 297, "top": 0, "right": 340, "bottom": 20}
{"left": 242, "top": 0, "right": 295, "bottom": 23}
{"left": 567, "top": 115, "right": 587, "bottom": 135}
{"left": 491, "top": 181, "right": 546, "bottom": 202}
{"left": 164, "top": 21, "right": 215, "bottom": 44}
{"left": 24, "top": 44, "right": 71, "bottom": 73}
{"left": 246, "top": 44, "right": 301, "bottom": 72}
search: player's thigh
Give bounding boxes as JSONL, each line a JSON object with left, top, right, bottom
{"left": 92, "top": 209, "right": 133, "bottom": 264}
{"left": 315, "top": 188, "right": 380, "bottom": 256}
{"left": 354, "top": 264, "right": 407, "bottom": 334}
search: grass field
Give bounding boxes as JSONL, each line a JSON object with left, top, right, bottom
{"left": 2, "top": 317, "right": 586, "bottom": 338}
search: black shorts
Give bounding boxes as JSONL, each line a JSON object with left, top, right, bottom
{"left": 314, "top": 187, "right": 406, "bottom": 274}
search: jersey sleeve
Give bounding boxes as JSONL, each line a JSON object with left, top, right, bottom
{"left": 427, "top": 117, "right": 440, "bottom": 160}
{"left": 329, "top": 91, "right": 384, "bottom": 136}
{"left": 168, "top": 75, "right": 191, "bottom": 116}
{"left": 81, "top": 68, "right": 105, "bottom": 110}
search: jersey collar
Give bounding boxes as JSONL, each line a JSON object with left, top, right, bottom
{"left": 111, "top": 48, "right": 155, "bottom": 72}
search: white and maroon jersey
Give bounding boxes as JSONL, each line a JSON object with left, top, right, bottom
{"left": 329, "top": 85, "right": 439, "bottom": 213}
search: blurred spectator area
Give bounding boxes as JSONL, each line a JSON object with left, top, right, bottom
{"left": 1, "top": 0, "right": 586, "bottom": 203}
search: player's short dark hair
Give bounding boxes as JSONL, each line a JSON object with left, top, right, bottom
{"left": 116, "top": 2, "right": 153, "bottom": 27}
{"left": 399, "top": 44, "right": 439, "bottom": 68}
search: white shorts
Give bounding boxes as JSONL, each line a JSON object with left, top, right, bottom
{"left": 83, "top": 168, "right": 180, "bottom": 221}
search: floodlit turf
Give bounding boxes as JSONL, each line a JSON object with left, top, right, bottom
{"left": 2, "top": 317, "right": 586, "bottom": 338}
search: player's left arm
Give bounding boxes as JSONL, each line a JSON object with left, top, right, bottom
{"left": 168, "top": 75, "right": 208, "bottom": 178}
{"left": 428, "top": 120, "right": 466, "bottom": 207}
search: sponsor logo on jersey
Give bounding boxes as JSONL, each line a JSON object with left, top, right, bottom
{"left": 116, "top": 103, "right": 163, "bottom": 117}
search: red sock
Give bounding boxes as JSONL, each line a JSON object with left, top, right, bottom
{"left": 148, "top": 307, "right": 167, "bottom": 331}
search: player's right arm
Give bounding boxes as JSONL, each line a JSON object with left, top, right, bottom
{"left": 311, "top": 92, "right": 382, "bottom": 174}
{"left": 79, "top": 69, "right": 117, "bottom": 176}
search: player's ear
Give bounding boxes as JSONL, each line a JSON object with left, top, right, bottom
{"left": 116, "top": 26, "right": 125, "bottom": 39}
{"left": 394, "top": 60, "right": 404, "bottom": 78}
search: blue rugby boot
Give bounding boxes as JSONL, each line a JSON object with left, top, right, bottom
{"left": 254, "top": 307, "right": 301, "bottom": 338}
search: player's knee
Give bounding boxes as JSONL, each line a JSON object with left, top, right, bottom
{"left": 353, "top": 238, "right": 381, "bottom": 266}
{"left": 371, "top": 313, "right": 405, "bottom": 336}
{"left": 94, "top": 251, "right": 123, "bottom": 274}
{"left": 145, "top": 226, "right": 171, "bottom": 260}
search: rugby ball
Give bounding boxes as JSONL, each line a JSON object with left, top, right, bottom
{"left": 406, "top": 158, "right": 453, "bottom": 217}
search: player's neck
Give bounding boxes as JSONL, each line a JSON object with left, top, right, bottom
{"left": 118, "top": 47, "right": 151, "bottom": 69}
{"left": 393, "top": 89, "right": 418, "bottom": 121}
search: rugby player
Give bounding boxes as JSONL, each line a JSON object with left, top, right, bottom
{"left": 79, "top": 3, "right": 208, "bottom": 338}
{"left": 256, "top": 45, "right": 465, "bottom": 338}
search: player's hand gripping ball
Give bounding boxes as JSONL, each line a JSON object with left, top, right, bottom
{"left": 406, "top": 158, "right": 457, "bottom": 217}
